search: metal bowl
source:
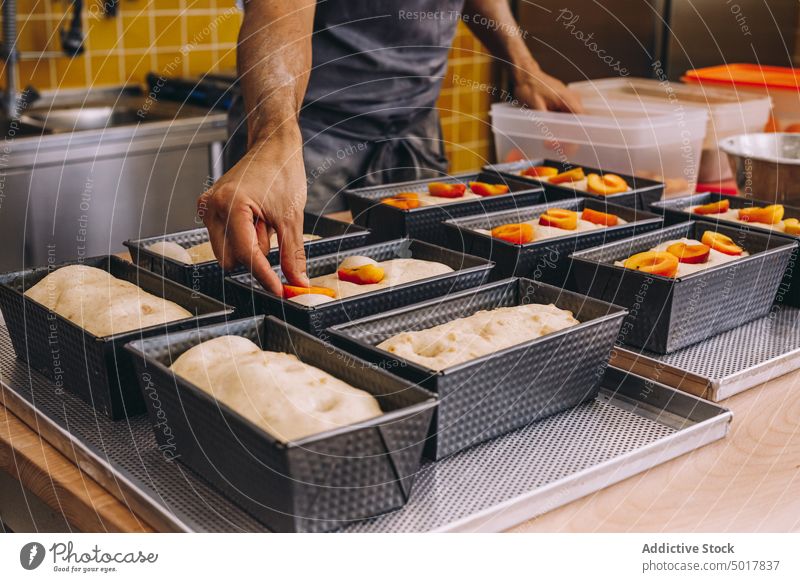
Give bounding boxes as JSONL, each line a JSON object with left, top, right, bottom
{"left": 719, "top": 133, "right": 800, "bottom": 203}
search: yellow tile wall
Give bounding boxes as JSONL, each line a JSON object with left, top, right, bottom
{"left": 6, "top": 5, "right": 496, "bottom": 170}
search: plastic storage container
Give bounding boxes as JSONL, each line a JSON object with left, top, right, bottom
{"left": 491, "top": 98, "right": 708, "bottom": 198}
{"left": 684, "top": 64, "right": 800, "bottom": 132}
{"left": 568, "top": 78, "right": 771, "bottom": 182}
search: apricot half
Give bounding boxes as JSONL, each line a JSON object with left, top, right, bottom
{"left": 738, "top": 204, "right": 784, "bottom": 225}
{"left": 491, "top": 223, "right": 534, "bottom": 244}
{"left": 382, "top": 192, "right": 420, "bottom": 210}
{"left": 783, "top": 218, "right": 800, "bottom": 235}
{"left": 283, "top": 285, "right": 337, "bottom": 299}
{"left": 521, "top": 166, "right": 558, "bottom": 179}
{"left": 469, "top": 181, "right": 509, "bottom": 196}
{"left": 338, "top": 264, "right": 385, "bottom": 285}
{"left": 666, "top": 242, "right": 711, "bottom": 264}
{"left": 428, "top": 182, "right": 467, "bottom": 198}
{"left": 701, "top": 231, "right": 743, "bottom": 256}
{"left": 693, "top": 199, "right": 730, "bottom": 215}
{"left": 623, "top": 251, "right": 679, "bottom": 278}
{"left": 582, "top": 207, "right": 619, "bottom": 227}
{"left": 586, "top": 173, "right": 628, "bottom": 195}
{"left": 549, "top": 167, "right": 585, "bottom": 184}
{"left": 539, "top": 208, "right": 578, "bottom": 230}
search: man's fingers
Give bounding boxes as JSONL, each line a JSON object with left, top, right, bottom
{"left": 275, "top": 218, "right": 309, "bottom": 287}
{"left": 228, "top": 208, "right": 284, "bottom": 295}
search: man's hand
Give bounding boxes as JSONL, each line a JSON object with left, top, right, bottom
{"left": 512, "top": 67, "right": 583, "bottom": 113}
{"left": 198, "top": 130, "right": 309, "bottom": 295}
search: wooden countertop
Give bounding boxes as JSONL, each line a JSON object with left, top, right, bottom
{"left": 2, "top": 364, "right": 799, "bottom": 532}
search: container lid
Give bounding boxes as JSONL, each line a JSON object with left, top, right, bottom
{"left": 684, "top": 64, "right": 800, "bottom": 92}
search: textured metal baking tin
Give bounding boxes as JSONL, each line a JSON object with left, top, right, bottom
{"left": 344, "top": 171, "right": 544, "bottom": 245}
{"left": 443, "top": 197, "right": 663, "bottom": 284}
{"left": 485, "top": 159, "right": 665, "bottom": 209}
{"left": 328, "top": 278, "right": 626, "bottom": 459}
{"left": 610, "top": 305, "right": 800, "bottom": 401}
{"left": 570, "top": 221, "right": 797, "bottom": 354}
{"left": 125, "top": 315, "right": 436, "bottom": 533}
{"left": 0, "top": 255, "right": 233, "bottom": 419}
{"left": 124, "top": 212, "right": 370, "bottom": 300}
{"left": 0, "top": 325, "right": 731, "bottom": 532}
{"left": 225, "top": 238, "right": 494, "bottom": 338}
{"left": 652, "top": 192, "right": 800, "bottom": 307}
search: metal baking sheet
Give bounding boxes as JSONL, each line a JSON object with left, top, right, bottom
{"left": 0, "top": 324, "right": 731, "bottom": 532}
{"left": 611, "top": 305, "right": 800, "bottom": 401}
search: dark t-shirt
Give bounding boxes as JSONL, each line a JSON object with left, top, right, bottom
{"left": 303, "top": 0, "right": 464, "bottom": 132}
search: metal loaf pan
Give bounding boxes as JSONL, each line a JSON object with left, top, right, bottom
{"left": 570, "top": 221, "right": 798, "bottom": 354}
{"left": 225, "top": 238, "right": 495, "bottom": 338}
{"left": 485, "top": 159, "right": 665, "bottom": 209}
{"left": 443, "top": 197, "right": 663, "bottom": 285}
{"left": 652, "top": 192, "right": 800, "bottom": 307}
{"left": 328, "top": 278, "right": 627, "bottom": 460}
{"left": 124, "top": 212, "right": 370, "bottom": 300}
{"left": 0, "top": 255, "right": 233, "bottom": 419}
{"left": 124, "top": 315, "right": 437, "bottom": 533}
{"left": 344, "top": 171, "right": 544, "bottom": 245}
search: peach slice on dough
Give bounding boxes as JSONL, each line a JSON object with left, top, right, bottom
{"left": 623, "top": 251, "right": 679, "bottom": 278}
{"left": 783, "top": 218, "right": 800, "bottom": 235}
{"left": 491, "top": 223, "right": 535, "bottom": 244}
{"left": 283, "top": 285, "right": 337, "bottom": 299}
{"left": 738, "top": 204, "right": 784, "bottom": 225}
{"left": 428, "top": 182, "right": 467, "bottom": 198}
{"left": 382, "top": 192, "right": 420, "bottom": 210}
{"left": 539, "top": 208, "right": 578, "bottom": 230}
{"left": 701, "top": 231, "right": 744, "bottom": 256}
{"left": 468, "top": 181, "right": 510, "bottom": 196}
{"left": 693, "top": 199, "right": 730, "bottom": 215}
{"left": 666, "top": 242, "right": 711, "bottom": 264}
{"left": 521, "top": 166, "right": 559, "bottom": 179}
{"left": 549, "top": 167, "right": 585, "bottom": 184}
{"left": 586, "top": 173, "right": 628, "bottom": 195}
{"left": 581, "top": 207, "right": 619, "bottom": 227}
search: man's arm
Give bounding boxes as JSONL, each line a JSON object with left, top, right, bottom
{"left": 461, "top": 0, "right": 582, "bottom": 113}
{"left": 198, "top": 0, "right": 316, "bottom": 294}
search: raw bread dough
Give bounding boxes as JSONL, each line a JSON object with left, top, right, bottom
{"left": 377, "top": 303, "right": 579, "bottom": 370}
{"left": 147, "top": 234, "right": 320, "bottom": 265}
{"left": 687, "top": 206, "right": 791, "bottom": 234}
{"left": 24, "top": 265, "right": 192, "bottom": 337}
{"left": 299, "top": 257, "right": 453, "bottom": 302}
{"left": 614, "top": 238, "right": 749, "bottom": 277}
{"left": 170, "top": 335, "right": 382, "bottom": 442}
{"left": 475, "top": 215, "right": 627, "bottom": 242}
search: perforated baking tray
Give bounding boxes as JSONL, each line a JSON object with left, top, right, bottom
{"left": 610, "top": 304, "right": 800, "bottom": 401}
{"left": 124, "top": 213, "right": 370, "bottom": 300}
{"left": 0, "top": 321, "right": 730, "bottom": 533}
{"left": 344, "top": 171, "right": 544, "bottom": 245}
{"left": 485, "top": 159, "right": 665, "bottom": 210}
{"left": 443, "top": 197, "right": 663, "bottom": 283}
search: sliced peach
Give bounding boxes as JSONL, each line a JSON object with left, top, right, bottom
{"left": 701, "top": 231, "right": 744, "bottom": 256}
{"left": 693, "top": 199, "right": 730, "bottom": 215}
{"left": 491, "top": 223, "right": 534, "bottom": 244}
{"left": 582, "top": 207, "right": 619, "bottom": 227}
{"left": 468, "top": 181, "right": 509, "bottom": 197}
{"left": 337, "top": 264, "right": 385, "bottom": 285}
{"left": 549, "top": 167, "right": 585, "bottom": 184}
{"left": 738, "top": 204, "right": 784, "bottom": 225}
{"left": 428, "top": 182, "right": 466, "bottom": 198}
{"left": 783, "top": 218, "right": 800, "bottom": 235}
{"left": 382, "top": 192, "right": 420, "bottom": 210}
{"left": 666, "top": 242, "right": 711, "bottom": 264}
{"left": 623, "top": 251, "right": 679, "bottom": 278}
{"left": 521, "top": 166, "right": 558, "bottom": 179}
{"left": 283, "top": 285, "right": 337, "bottom": 299}
{"left": 586, "top": 173, "right": 629, "bottom": 195}
{"left": 539, "top": 208, "right": 578, "bottom": 230}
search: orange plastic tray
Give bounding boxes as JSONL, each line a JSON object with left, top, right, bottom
{"left": 684, "top": 63, "right": 800, "bottom": 92}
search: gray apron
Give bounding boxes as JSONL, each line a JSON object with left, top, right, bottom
{"left": 227, "top": 0, "right": 464, "bottom": 213}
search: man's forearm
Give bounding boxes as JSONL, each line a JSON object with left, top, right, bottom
{"left": 462, "top": 0, "right": 539, "bottom": 80}
{"left": 237, "top": 0, "right": 316, "bottom": 147}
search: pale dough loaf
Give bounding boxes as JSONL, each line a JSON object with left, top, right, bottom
{"left": 170, "top": 335, "right": 382, "bottom": 442}
{"left": 614, "top": 238, "right": 749, "bottom": 277}
{"left": 307, "top": 258, "right": 453, "bottom": 300}
{"left": 147, "top": 234, "right": 320, "bottom": 265}
{"left": 377, "top": 303, "right": 579, "bottom": 370}
{"left": 24, "top": 265, "right": 192, "bottom": 337}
